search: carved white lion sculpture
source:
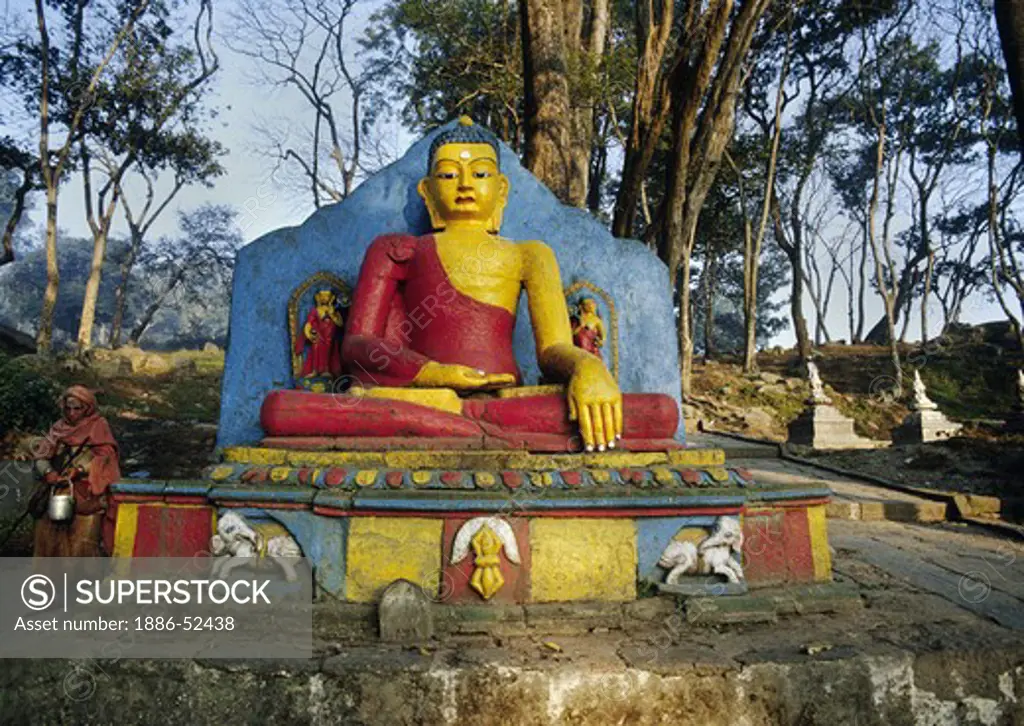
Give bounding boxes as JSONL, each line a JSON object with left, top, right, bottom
{"left": 210, "top": 511, "right": 302, "bottom": 582}
{"left": 657, "top": 516, "right": 745, "bottom": 584}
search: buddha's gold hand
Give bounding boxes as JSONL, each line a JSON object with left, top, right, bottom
{"left": 413, "top": 361, "right": 517, "bottom": 391}
{"left": 567, "top": 358, "right": 623, "bottom": 451}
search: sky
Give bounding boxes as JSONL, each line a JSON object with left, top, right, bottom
{"left": 0, "top": 0, "right": 1016, "bottom": 347}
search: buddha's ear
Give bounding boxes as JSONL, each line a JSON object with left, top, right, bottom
{"left": 487, "top": 174, "right": 510, "bottom": 234}
{"left": 417, "top": 178, "right": 446, "bottom": 230}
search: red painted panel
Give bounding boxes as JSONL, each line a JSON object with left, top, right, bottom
{"left": 440, "top": 516, "right": 530, "bottom": 604}
{"left": 132, "top": 506, "right": 164, "bottom": 557}
{"left": 742, "top": 510, "right": 787, "bottom": 585}
{"left": 130, "top": 505, "right": 213, "bottom": 558}
{"left": 783, "top": 508, "right": 815, "bottom": 582}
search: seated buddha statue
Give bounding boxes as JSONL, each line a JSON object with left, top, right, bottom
{"left": 261, "top": 117, "right": 678, "bottom": 452}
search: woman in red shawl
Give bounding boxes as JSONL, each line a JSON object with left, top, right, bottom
{"left": 32, "top": 386, "right": 120, "bottom": 557}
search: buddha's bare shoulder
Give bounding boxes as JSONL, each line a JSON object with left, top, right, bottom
{"left": 513, "top": 239, "right": 559, "bottom": 273}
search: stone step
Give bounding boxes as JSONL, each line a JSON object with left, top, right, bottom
{"left": 728, "top": 457, "right": 950, "bottom": 524}
{"left": 685, "top": 432, "right": 781, "bottom": 460}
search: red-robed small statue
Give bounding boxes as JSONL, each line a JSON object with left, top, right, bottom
{"left": 294, "top": 289, "right": 344, "bottom": 379}
{"left": 571, "top": 298, "right": 606, "bottom": 358}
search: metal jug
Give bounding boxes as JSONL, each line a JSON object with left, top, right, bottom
{"left": 48, "top": 491, "right": 75, "bottom": 522}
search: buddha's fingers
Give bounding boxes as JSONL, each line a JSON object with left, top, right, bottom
{"left": 568, "top": 396, "right": 578, "bottom": 422}
{"left": 578, "top": 404, "right": 595, "bottom": 451}
{"left": 591, "top": 403, "right": 607, "bottom": 451}
{"left": 601, "top": 403, "right": 616, "bottom": 449}
{"left": 613, "top": 400, "right": 623, "bottom": 439}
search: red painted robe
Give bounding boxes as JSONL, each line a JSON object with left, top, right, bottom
{"left": 341, "top": 234, "right": 519, "bottom": 386}
{"left": 572, "top": 318, "right": 603, "bottom": 357}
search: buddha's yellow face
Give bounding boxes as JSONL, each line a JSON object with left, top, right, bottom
{"left": 315, "top": 290, "right": 335, "bottom": 307}
{"left": 418, "top": 143, "right": 509, "bottom": 233}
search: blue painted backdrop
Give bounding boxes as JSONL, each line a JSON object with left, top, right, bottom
{"left": 217, "top": 121, "right": 684, "bottom": 448}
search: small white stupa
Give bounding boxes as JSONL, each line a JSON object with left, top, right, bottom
{"left": 787, "top": 360, "right": 876, "bottom": 449}
{"left": 892, "top": 370, "right": 962, "bottom": 444}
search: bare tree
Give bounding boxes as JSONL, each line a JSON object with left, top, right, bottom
{"left": 128, "top": 204, "right": 240, "bottom": 345}
{"left": 229, "top": 0, "right": 387, "bottom": 208}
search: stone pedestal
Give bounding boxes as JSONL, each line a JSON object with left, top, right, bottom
{"left": 787, "top": 404, "right": 876, "bottom": 450}
{"left": 892, "top": 409, "right": 962, "bottom": 444}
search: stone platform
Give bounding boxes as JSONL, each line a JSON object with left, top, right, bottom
{"left": 110, "top": 447, "right": 832, "bottom": 604}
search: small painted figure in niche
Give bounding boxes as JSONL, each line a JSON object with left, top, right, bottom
{"left": 295, "top": 289, "right": 344, "bottom": 379}
{"left": 570, "top": 297, "right": 605, "bottom": 358}
{"left": 32, "top": 386, "right": 121, "bottom": 557}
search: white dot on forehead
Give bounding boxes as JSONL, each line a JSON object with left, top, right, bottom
{"left": 459, "top": 150, "right": 471, "bottom": 159}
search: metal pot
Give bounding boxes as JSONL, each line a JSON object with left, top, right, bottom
{"left": 48, "top": 492, "right": 75, "bottom": 522}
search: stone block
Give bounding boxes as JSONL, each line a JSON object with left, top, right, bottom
{"left": 657, "top": 581, "right": 748, "bottom": 596}
{"left": 345, "top": 517, "right": 443, "bottom": 603}
{"left": 787, "top": 404, "right": 876, "bottom": 450}
{"left": 622, "top": 596, "right": 678, "bottom": 623}
{"left": 684, "top": 595, "right": 778, "bottom": 625}
{"left": 957, "top": 494, "right": 1002, "bottom": 517}
{"left": 529, "top": 518, "right": 637, "bottom": 602}
{"left": 378, "top": 579, "right": 433, "bottom": 643}
{"left": 826, "top": 501, "right": 860, "bottom": 520}
{"left": 524, "top": 601, "right": 625, "bottom": 632}
{"left": 892, "top": 409, "right": 962, "bottom": 444}
{"left": 433, "top": 603, "right": 527, "bottom": 636}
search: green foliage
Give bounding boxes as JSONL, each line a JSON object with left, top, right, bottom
{"left": 0, "top": 359, "right": 61, "bottom": 435}
{"left": 363, "top": 0, "right": 524, "bottom": 143}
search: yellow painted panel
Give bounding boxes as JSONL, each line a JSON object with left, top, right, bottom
{"left": 349, "top": 386, "right": 464, "bottom": 416}
{"left": 345, "top": 517, "right": 443, "bottom": 603}
{"left": 808, "top": 504, "right": 832, "bottom": 582}
{"left": 222, "top": 447, "right": 288, "bottom": 465}
{"left": 497, "top": 384, "right": 565, "bottom": 398}
{"left": 111, "top": 503, "right": 140, "bottom": 559}
{"left": 224, "top": 446, "right": 693, "bottom": 472}
{"left": 666, "top": 448, "right": 726, "bottom": 467}
{"left": 530, "top": 519, "right": 637, "bottom": 602}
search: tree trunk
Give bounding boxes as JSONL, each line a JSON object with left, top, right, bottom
{"left": 855, "top": 223, "right": 868, "bottom": 343}
{"left": 703, "top": 252, "right": 717, "bottom": 361}
{"left": 1, "top": 169, "right": 33, "bottom": 267}
{"left": 866, "top": 124, "right": 902, "bottom": 382}
{"left": 128, "top": 268, "right": 184, "bottom": 345}
{"left": 520, "top": 0, "right": 575, "bottom": 204}
{"left": 36, "top": 185, "right": 59, "bottom": 354}
{"left": 128, "top": 301, "right": 161, "bottom": 346}
{"left": 76, "top": 226, "right": 111, "bottom": 352}
{"left": 109, "top": 235, "right": 139, "bottom": 349}
{"left": 611, "top": 0, "right": 673, "bottom": 238}
{"left": 790, "top": 255, "right": 812, "bottom": 359}
{"left": 920, "top": 250, "right": 935, "bottom": 344}
{"left": 995, "top": 0, "right": 1024, "bottom": 152}
{"left": 566, "top": 0, "right": 608, "bottom": 209}
{"left": 675, "top": 255, "right": 694, "bottom": 398}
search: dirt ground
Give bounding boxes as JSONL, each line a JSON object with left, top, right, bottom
{"left": 802, "top": 436, "right": 1024, "bottom": 498}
